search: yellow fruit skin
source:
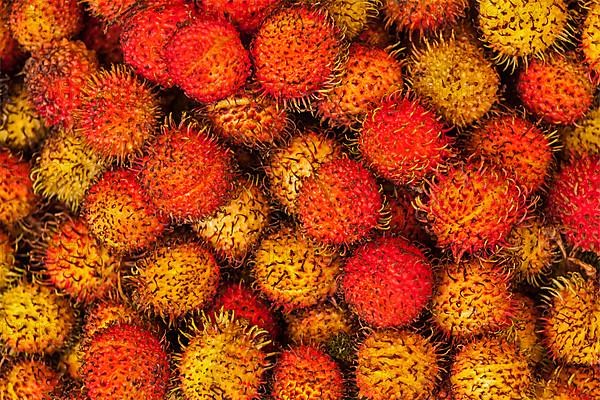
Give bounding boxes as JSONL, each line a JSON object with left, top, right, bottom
{"left": 322, "top": 0, "right": 377, "bottom": 39}
{"left": 561, "top": 106, "right": 600, "bottom": 159}
{"left": 583, "top": 4, "right": 600, "bottom": 78}
{"left": 554, "top": 365, "right": 600, "bottom": 398}
{"left": 0, "top": 84, "right": 47, "bottom": 151}
{"left": 0, "top": 359, "right": 60, "bottom": 400}
{"left": 59, "top": 338, "right": 84, "bottom": 380}
{"left": 286, "top": 303, "right": 352, "bottom": 346}
{"left": 500, "top": 294, "right": 544, "bottom": 365}
{"left": 0, "top": 229, "right": 15, "bottom": 290}
{"left": 83, "top": 300, "right": 142, "bottom": 338}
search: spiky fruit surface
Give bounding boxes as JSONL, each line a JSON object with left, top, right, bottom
{"left": 286, "top": 303, "right": 352, "bottom": 346}
{"left": 297, "top": 158, "right": 382, "bottom": 246}
{"left": 83, "top": 300, "right": 142, "bottom": 338}
{"left": 501, "top": 294, "right": 544, "bottom": 365}
{"left": 316, "top": 44, "right": 403, "bottom": 129}
{"left": 74, "top": 66, "right": 160, "bottom": 161}
{"left": 536, "top": 379, "right": 590, "bottom": 400}
{"left": 477, "top": 0, "right": 569, "bottom": 66}
{"left": 342, "top": 236, "right": 433, "bottom": 327}
{"left": 356, "top": 330, "right": 440, "bottom": 400}
{"left": 210, "top": 283, "right": 279, "bottom": 339}
{"left": 82, "top": 323, "right": 170, "bottom": 400}
{"left": 0, "top": 359, "right": 60, "bottom": 400}
{"left": 499, "top": 217, "right": 559, "bottom": 285}
{"left": 555, "top": 365, "right": 600, "bottom": 398}
{"left": 82, "top": 169, "right": 166, "bottom": 254}
{"left": 356, "top": 19, "right": 396, "bottom": 48}
{"left": 517, "top": 54, "right": 593, "bottom": 125}
{"left": 31, "top": 129, "right": 107, "bottom": 210}
{"left": 272, "top": 345, "right": 344, "bottom": 400}
{"left": 0, "top": 149, "right": 37, "bottom": 227}
{"left": 431, "top": 260, "right": 513, "bottom": 339}
{"left": 320, "top": 0, "right": 376, "bottom": 39}
{"left": 416, "top": 162, "right": 525, "bottom": 258}
{"left": 80, "top": 15, "right": 122, "bottom": 65}
{"left": 0, "top": 282, "right": 75, "bottom": 354}
{"left": 9, "top": 0, "right": 83, "bottom": 51}
{"left": 451, "top": 337, "right": 532, "bottom": 400}
{"left": 547, "top": 155, "right": 600, "bottom": 253}
{"left": 60, "top": 338, "right": 84, "bottom": 380}
{"left": 24, "top": 39, "right": 99, "bottom": 128}
{"left": 409, "top": 36, "right": 499, "bottom": 127}
{"left": 165, "top": 18, "right": 250, "bottom": 103}
{"left": 583, "top": 3, "right": 600, "bottom": 78}
{"left": 203, "top": 0, "right": 281, "bottom": 33}
{"left": 385, "top": 187, "right": 428, "bottom": 242}
{"left": 121, "top": 1, "right": 197, "bottom": 87}
{"left": 0, "top": 2, "right": 24, "bottom": 74}
{"left": 384, "top": 0, "right": 468, "bottom": 32}
{"left": 360, "top": 96, "right": 452, "bottom": 185}
{"left": 84, "top": 0, "right": 138, "bottom": 22}
{"left": 0, "top": 84, "right": 47, "bottom": 151}
{"left": 205, "top": 89, "right": 289, "bottom": 148}
{"left": 251, "top": 5, "right": 344, "bottom": 108}
{"left": 543, "top": 273, "right": 600, "bottom": 365}
{"left": 130, "top": 240, "right": 220, "bottom": 321}
{"left": 140, "top": 119, "right": 237, "bottom": 221}
{"left": 468, "top": 114, "right": 554, "bottom": 194}
{"left": 561, "top": 106, "right": 600, "bottom": 158}
{"left": 253, "top": 226, "right": 340, "bottom": 311}
{"left": 266, "top": 130, "right": 343, "bottom": 213}
{"left": 40, "top": 216, "right": 122, "bottom": 303}
{"left": 0, "top": 229, "right": 15, "bottom": 290}
{"left": 177, "top": 311, "right": 270, "bottom": 400}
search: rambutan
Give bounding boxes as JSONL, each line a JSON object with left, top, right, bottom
{"left": 0, "top": 148, "right": 37, "bottom": 227}
{"left": 82, "top": 168, "right": 167, "bottom": 254}
{"left": 296, "top": 157, "right": 382, "bottom": 246}
{"left": 83, "top": 299, "right": 143, "bottom": 338}
{"left": 536, "top": 378, "right": 591, "bottom": 400}
{"left": 500, "top": 294, "right": 544, "bottom": 365}
{"left": 342, "top": 236, "right": 433, "bottom": 328}
{"left": 582, "top": 3, "right": 600, "bottom": 80}
{"left": 554, "top": 365, "right": 600, "bottom": 398}
{"left": 0, "top": 228, "right": 15, "bottom": 290}
{"left": 139, "top": 117, "right": 237, "bottom": 221}
{"left": 561, "top": 106, "right": 600, "bottom": 159}
{"left": 285, "top": 302, "right": 352, "bottom": 347}
{"left": 356, "top": 329, "right": 440, "bottom": 400}
{"left": 318, "top": 0, "right": 378, "bottom": 39}
{"left": 384, "top": 186, "right": 428, "bottom": 242}
{"left": 546, "top": 155, "right": 600, "bottom": 253}
{"left": 82, "top": 323, "right": 170, "bottom": 400}
{"left": 383, "top": 0, "right": 468, "bottom": 33}
{"left": 0, "top": 2, "right": 25, "bottom": 74}
{"left": 355, "top": 18, "right": 396, "bottom": 48}
{"left": 316, "top": 43, "right": 403, "bottom": 130}
{"left": 84, "top": 0, "right": 140, "bottom": 22}
{"left": 202, "top": 0, "right": 281, "bottom": 33}
{"left": 272, "top": 345, "right": 344, "bottom": 400}
{"left": 0, "top": 359, "right": 60, "bottom": 400}
{"left": 80, "top": 15, "right": 122, "bottom": 65}
{"left": 59, "top": 338, "right": 84, "bottom": 380}
{"left": 0, "top": 83, "right": 48, "bottom": 151}
{"left": 251, "top": 5, "right": 345, "bottom": 109}
{"left": 253, "top": 226, "right": 340, "bottom": 311}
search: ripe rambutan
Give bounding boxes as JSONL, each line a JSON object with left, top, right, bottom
{"left": 80, "top": 15, "right": 122, "bottom": 65}
{"left": 500, "top": 294, "right": 544, "bottom": 365}
{"left": 139, "top": 117, "right": 237, "bottom": 221}
{"left": 0, "top": 148, "right": 37, "bottom": 227}
{"left": 165, "top": 17, "right": 250, "bottom": 103}
{"left": 517, "top": 53, "right": 594, "bottom": 125}
{"left": 0, "top": 359, "right": 60, "bottom": 400}
{"left": 9, "top": 0, "right": 83, "bottom": 51}
{"left": 356, "top": 329, "right": 440, "bottom": 400}
{"left": 251, "top": 5, "right": 345, "bottom": 109}
{"left": 561, "top": 106, "right": 600, "bottom": 159}
{"left": 82, "top": 168, "right": 167, "bottom": 254}
{"left": 0, "top": 228, "right": 15, "bottom": 290}
{"left": 546, "top": 155, "right": 600, "bottom": 253}
{"left": 342, "top": 236, "right": 433, "bottom": 328}
{"left": 83, "top": 299, "right": 143, "bottom": 338}
{"left": 355, "top": 18, "right": 396, "bottom": 48}
{"left": 316, "top": 43, "right": 404, "bottom": 130}
{"left": 285, "top": 302, "right": 352, "bottom": 347}
{"left": 84, "top": 0, "right": 140, "bottom": 22}
{"left": 583, "top": 3, "right": 600, "bottom": 80}
{"left": 82, "top": 323, "right": 170, "bottom": 400}
{"left": 0, "top": 83, "right": 48, "bottom": 151}
{"left": 176, "top": 311, "right": 271, "bottom": 400}
{"left": 383, "top": 0, "right": 468, "bottom": 33}
{"left": 296, "top": 157, "right": 382, "bottom": 246}
{"left": 431, "top": 259, "right": 514, "bottom": 339}
{"left": 0, "top": 2, "right": 25, "bottom": 74}
{"left": 536, "top": 379, "right": 591, "bottom": 400}
{"left": 318, "top": 0, "right": 378, "bottom": 39}
{"left": 272, "top": 345, "right": 344, "bottom": 400}
{"left": 554, "top": 365, "right": 600, "bottom": 398}
{"left": 24, "top": 39, "right": 99, "bottom": 128}
{"left": 253, "top": 226, "right": 340, "bottom": 311}
{"left": 0, "top": 282, "right": 76, "bottom": 355}
{"left": 415, "top": 162, "right": 526, "bottom": 258}
{"left": 202, "top": 0, "right": 281, "bottom": 33}
{"left": 384, "top": 186, "right": 428, "bottom": 242}
{"left": 265, "top": 129, "right": 343, "bottom": 214}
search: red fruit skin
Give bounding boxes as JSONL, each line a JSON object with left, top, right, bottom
{"left": 342, "top": 236, "right": 433, "bottom": 328}
{"left": 81, "top": 15, "right": 123, "bottom": 65}
{"left": 547, "top": 156, "right": 600, "bottom": 253}
{"left": 82, "top": 324, "right": 170, "bottom": 400}
{"left": 85, "top": 0, "right": 139, "bottom": 22}
{"left": 165, "top": 18, "right": 250, "bottom": 103}
{"left": 121, "top": 1, "right": 197, "bottom": 87}
{"left": 297, "top": 158, "right": 382, "bottom": 246}
{"left": 386, "top": 188, "right": 428, "bottom": 243}
{"left": 0, "top": 2, "right": 25, "bottom": 74}
{"left": 202, "top": 0, "right": 281, "bottom": 33}
{"left": 360, "top": 97, "right": 452, "bottom": 185}
{"left": 0, "top": 148, "right": 37, "bottom": 226}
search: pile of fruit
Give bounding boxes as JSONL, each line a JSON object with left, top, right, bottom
{"left": 0, "top": 0, "right": 599, "bottom": 399}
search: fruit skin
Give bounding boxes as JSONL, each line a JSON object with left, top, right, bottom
{"left": 516, "top": 54, "right": 594, "bottom": 125}
{"left": 317, "top": 0, "right": 377, "bottom": 39}
{"left": 165, "top": 17, "right": 250, "bottom": 103}
{"left": 384, "top": 186, "right": 428, "bottom": 243}
{"left": 83, "top": 300, "right": 143, "bottom": 338}
{"left": 0, "top": 2, "right": 25, "bottom": 74}
{"left": 450, "top": 337, "right": 533, "bottom": 400}
{"left": 342, "top": 236, "right": 433, "bottom": 328}
{"left": 120, "top": 1, "right": 198, "bottom": 87}
{"left": 415, "top": 162, "right": 526, "bottom": 259}
{"left": 500, "top": 294, "right": 544, "bottom": 365}
{"left": 0, "top": 359, "right": 61, "bottom": 400}
{"left": 253, "top": 226, "right": 340, "bottom": 311}
{"left": 561, "top": 105, "right": 600, "bottom": 159}
{"left": 554, "top": 365, "right": 600, "bottom": 399}
{"left": 176, "top": 311, "right": 271, "bottom": 400}
{"left": 251, "top": 5, "right": 345, "bottom": 109}
{"left": 582, "top": 3, "right": 600, "bottom": 80}
{"left": 546, "top": 155, "right": 600, "bottom": 253}
{"left": 82, "top": 323, "right": 170, "bottom": 400}
{"left": 74, "top": 66, "right": 161, "bottom": 162}
{"left": 383, "top": 0, "right": 468, "bottom": 32}
{"left": 316, "top": 43, "right": 404, "bottom": 130}
{"left": 24, "top": 39, "right": 99, "bottom": 128}
{"left": 80, "top": 15, "right": 122, "bottom": 65}
{"left": 202, "top": 0, "right": 281, "bottom": 33}
{"left": 85, "top": 0, "right": 139, "bottom": 22}
{"left": 272, "top": 345, "right": 344, "bottom": 400}
{"left": 139, "top": 117, "right": 237, "bottom": 222}
{"left": 82, "top": 168, "right": 167, "bottom": 254}
{"left": 0, "top": 148, "right": 37, "bottom": 228}
{"left": 286, "top": 302, "right": 352, "bottom": 347}
{"left": 536, "top": 379, "right": 591, "bottom": 400}
{"left": 9, "top": 0, "right": 83, "bottom": 51}
{"left": 0, "top": 228, "right": 15, "bottom": 290}
{"left": 0, "top": 83, "right": 48, "bottom": 152}
{"left": 359, "top": 96, "right": 452, "bottom": 186}
{"left": 297, "top": 157, "right": 383, "bottom": 246}
{"left": 0, "top": 282, "right": 76, "bottom": 355}
{"left": 356, "top": 329, "right": 440, "bottom": 400}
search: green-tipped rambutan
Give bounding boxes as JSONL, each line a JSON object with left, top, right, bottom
{"left": 0, "top": 359, "right": 61, "bottom": 400}
{"left": 383, "top": 0, "right": 468, "bottom": 33}
{"left": 561, "top": 106, "right": 600, "bottom": 159}
{"left": 0, "top": 148, "right": 37, "bottom": 228}
{"left": 0, "top": 83, "right": 48, "bottom": 151}
{"left": 317, "top": 0, "right": 378, "bottom": 39}
{"left": 285, "top": 302, "right": 352, "bottom": 347}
